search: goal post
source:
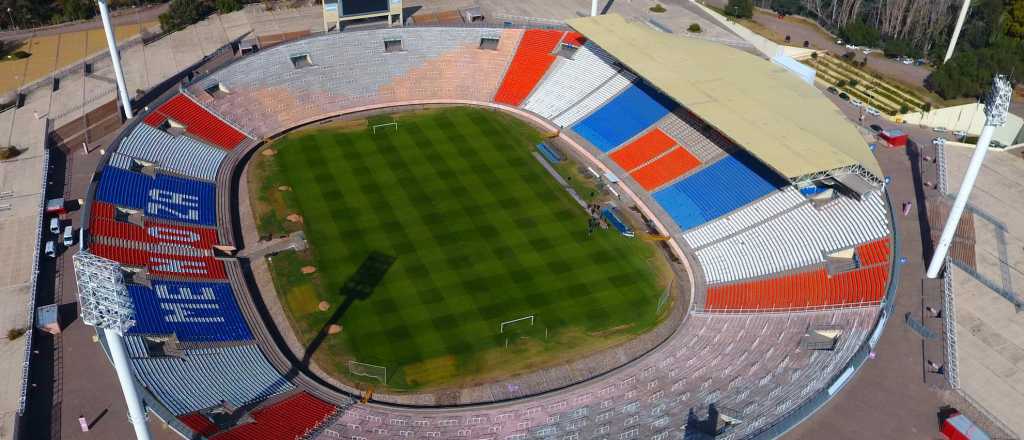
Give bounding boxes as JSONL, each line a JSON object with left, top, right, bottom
{"left": 499, "top": 315, "right": 535, "bottom": 333}
{"left": 499, "top": 314, "right": 547, "bottom": 349}
{"left": 371, "top": 121, "right": 398, "bottom": 134}
{"left": 348, "top": 360, "right": 388, "bottom": 384}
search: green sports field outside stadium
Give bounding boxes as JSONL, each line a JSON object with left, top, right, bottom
{"left": 251, "top": 107, "right": 670, "bottom": 390}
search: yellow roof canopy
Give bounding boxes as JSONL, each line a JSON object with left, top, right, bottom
{"left": 567, "top": 14, "right": 883, "bottom": 180}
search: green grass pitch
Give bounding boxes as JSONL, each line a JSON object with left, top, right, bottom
{"left": 260, "top": 108, "right": 666, "bottom": 390}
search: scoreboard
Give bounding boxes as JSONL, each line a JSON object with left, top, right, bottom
{"left": 323, "top": 0, "right": 403, "bottom": 30}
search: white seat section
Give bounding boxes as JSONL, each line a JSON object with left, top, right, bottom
{"left": 552, "top": 69, "right": 636, "bottom": 127}
{"left": 522, "top": 42, "right": 619, "bottom": 120}
{"left": 683, "top": 187, "right": 806, "bottom": 249}
{"left": 123, "top": 336, "right": 293, "bottom": 415}
{"left": 696, "top": 190, "right": 890, "bottom": 283}
{"left": 118, "top": 123, "right": 228, "bottom": 181}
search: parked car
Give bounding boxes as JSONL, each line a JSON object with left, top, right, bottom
{"left": 45, "top": 241, "right": 57, "bottom": 258}
{"left": 932, "top": 137, "right": 946, "bottom": 146}
{"left": 849, "top": 97, "right": 864, "bottom": 107}
{"left": 826, "top": 86, "right": 838, "bottom": 95}
{"left": 932, "top": 126, "right": 949, "bottom": 133}
{"left": 838, "top": 92, "right": 850, "bottom": 101}
{"left": 865, "top": 107, "right": 881, "bottom": 116}
{"left": 62, "top": 226, "right": 74, "bottom": 246}
{"left": 901, "top": 58, "right": 914, "bottom": 65}
{"left": 845, "top": 44, "right": 857, "bottom": 49}
{"left": 49, "top": 217, "right": 60, "bottom": 234}
{"left": 862, "top": 48, "right": 872, "bottom": 54}
{"left": 869, "top": 124, "right": 883, "bottom": 132}
{"left": 953, "top": 130, "right": 967, "bottom": 138}
{"left": 915, "top": 59, "right": 927, "bottom": 66}
{"left": 835, "top": 39, "right": 843, "bottom": 45}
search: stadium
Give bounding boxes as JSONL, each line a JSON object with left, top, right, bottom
{"left": 63, "top": 9, "right": 899, "bottom": 440}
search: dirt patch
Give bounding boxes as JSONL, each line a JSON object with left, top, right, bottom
{"left": 286, "top": 213, "right": 303, "bottom": 223}
{"left": 278, "top": 185, "right": 292, "bottom": 191}
{"left": 301, "top": 265, "right": 317, "bottom": 274}
{"left": 318, "top": 300, "right": 330, "bottom": 311}
{"left": 261, "top": 148, "right": 277, "bottom": 156}
{"left": 328, "top": 324, "right": 343, "bottom": 334}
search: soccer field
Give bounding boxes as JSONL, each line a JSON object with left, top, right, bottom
{"left": 256, "top": 108, "right": 667, "bottom": 390}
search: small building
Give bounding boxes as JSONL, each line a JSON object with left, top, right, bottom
{"left": 878, "top": 129, "right": 908, "bottom": 148}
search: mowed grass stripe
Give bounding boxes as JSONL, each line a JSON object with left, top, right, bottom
{"left": 266, "top": 108, "right": 663, "bottom": 389}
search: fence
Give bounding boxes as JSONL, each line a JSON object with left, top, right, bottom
{"left": 17, "top": 136, "right": 49, "bottom": 426}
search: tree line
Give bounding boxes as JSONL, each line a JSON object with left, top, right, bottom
{"left": 723, "top": 0, "right": 1024, "bottom": 99}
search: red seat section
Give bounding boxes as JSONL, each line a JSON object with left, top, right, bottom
{"left": 144, "top": 94, "right": 247, "bottom": 150}
{"left": 179, "top": 413, "right": 221, "bottom": 437}
{"left": 856, "top": 237, "right": 891, "bottom": 266}
{"left": 630, "top": 147, "right": 702, "bottom": 191}
{"left": 92, "top": 217, "right": 154, "bottom": 243}
{"left": 211, "top": 392, "right": 337, "bottom": 440}
{"left": 610, "top": 129, "right": 679, "bottom": 172}
{"left": 89, "top": 243, "right": 227, "bottom": 279}
{"left": 706, "top": 264, "right": 889, "bottom": 312}
{"left": 90, "top": 203, "right": 219, "bottom": 249}
{"left": 563, "top": 32, "right": 587, "bottom": 47}
{"left": 91, "top": 201, "right": 117, "bottom": 220}
{"left": 494, "top": 30, "right": 564, "bottom": 106}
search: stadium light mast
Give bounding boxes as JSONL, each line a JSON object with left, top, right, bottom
{"left": 943, "top": 0, "right": 971, "bottom": 63}
{"left": 73, "top": 252, "right": 152, "bottom": 440}
{"left": 97, "top": 0, "right": 134, "bottom": 119}
{"left": 591, "top": 0, "right": 599, "bottom": 16}
{"left": 926, "top": 75, "right": 1011, "bottom": 278}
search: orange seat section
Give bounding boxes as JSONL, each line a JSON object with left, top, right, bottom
{"left": 609, "top": 129, "right": 678, "bottom": 171}
{"left": 494, "top": 30, "right": 564, "bottom": 106}
{"left": 706, "top": 263, "right": 890, "bottom": 312}
{"left": 856, "top": 237, "right": 891, "bottom": 266}
{"left": 563, "top": 32, "right": 587, "bottom": 46}
{"left": 630, "top": 147, "right": 702, "bottom": 191}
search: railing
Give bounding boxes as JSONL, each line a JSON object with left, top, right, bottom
{"left": 18, "top": 140, "right": 49, "bottom": 417}
{"left": 942, "top": 258, "right": 959, "bottom": 388}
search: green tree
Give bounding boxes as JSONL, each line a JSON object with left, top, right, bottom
{"left": 159, "top": 0, "right": 213, "bottom": 33}
{"left": 687, "top": 23, "right": 702, "bottom": 33}
{"left": 724, "top": 0, "right": 753, "bottom": 19}
{"left": 836, "top": 79, "right": 847, "bottom": 88}
{"left": 899, "top": 102, "right": 909, "bottom": 113}
{"left": 770, "top": 0, "right": 801, "bottom": 16}
{"left": 1007, "top": 0, "right": 1024, "bottom": 39}
{"left": 59, "top": 0, "right": 94, "bottom": 21}
{"left": 849, "top": 79, "right": 859, "bottom": 88}
{"left": 214, "top": 0, "right": 241, "bottom": 13}
{"left": 840, "top": 20, "right": 881, "bottom": 47}
{"left": 883, "top": 38, "right": 919, "bottom": 59}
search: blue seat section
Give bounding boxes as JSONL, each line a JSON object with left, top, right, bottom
{"left": 147, "top": 174, "right": 218, "bottom": 226}
{"left": 124, "top": 336, "right": 293, "bottom": 415}
{"left": 572, "top": 82, "right": 678, "bottom": 152}
{"left": 95, "top": 166, "right": 153, "bottom": 210}
{"left": 654, "top": 151, "right": 783, "bottom": 230}
{"left": 126, "top": 280, "right": 253, "bottom": 342}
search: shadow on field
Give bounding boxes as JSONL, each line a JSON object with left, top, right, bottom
{"left": 300, "top": 251, "right": 396, "bottom": 365}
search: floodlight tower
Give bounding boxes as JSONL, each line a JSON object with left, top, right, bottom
{"left": 97, "top": 0, "right": 133, "bottom": 118}
{"left": 73, "top": 252, "right": 152, "bottom": 440}
{"left": 926, "top": 75, "right": 1011, "bottom": 278}
{"left": 592, "top": 0, "right": 599, "bottom": 16}
{"left": 943, "top": 0, "right": 971, "bottom": 63}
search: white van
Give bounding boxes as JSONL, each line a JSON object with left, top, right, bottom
{"left": 45, "top": 241, "right": 57, "bottom": 258}
{"left": 62, "top": 226, "right": 74, "bottom": 246}
{"left": 849, "top": 98, "right": 864, "bottom": 108}
{"left": 49, "top": 217, "right": 60, "bottom": 234}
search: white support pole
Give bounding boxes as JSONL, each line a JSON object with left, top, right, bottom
{"left": 97, "top": 0, "right": 134, "bottom": 119}
{"left": 103, "top": 328, "right": 152, "bottom": 440}
{"left": 943, "top": 0, "right": 970, "bottom": 63}
{"left": 591, "top": 0, "right": 599, "bottom": 16}
{"left": 926, "top": 76, "right": 1011, "bottom": 278}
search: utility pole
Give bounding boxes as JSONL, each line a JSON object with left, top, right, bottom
{"left": 97, "top": 0, "right": 134, "bottom": 119}
{"left": 943, "top": 0, "right": 970, "bottom": 63}
{"left": 591, "top": 0, "right": 599, "bottom": 16}
{"left": 926, "top": 75, "right": 1011, "bottom": 278}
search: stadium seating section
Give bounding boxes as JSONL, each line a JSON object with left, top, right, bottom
{"left": 78, "top": 25, "right": 898, "bottom": 440}
{"left": 654, "top": 152, "right": 782, "bottom": 230}
{"left": 143, "top": 94, "right": 248, "bottom": 149}
{"left": 705, "top": 264, "right": 890, "bottom": 312}
{"left": 126, "top": 280, "right": 252, "bottom": 342}
{"left": 494, "top": 29, "right": 565, "bottom": 106}
{"left": 573, "top": 81, "right": 678, "bottom": 152}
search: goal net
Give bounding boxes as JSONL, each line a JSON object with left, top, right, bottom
{"left": 369, "top": 116, "right": 398, "bottom": 134}
{"left": 499, "top": 315, "right": 546, "bottom": 348}
{"left": 348, "top": 360, "right": 388, "bottom": 384}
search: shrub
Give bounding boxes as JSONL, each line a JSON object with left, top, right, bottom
{"left": 0, "top": 146, "right": 21, "bottom": 160}
{"left": 687, "top": 23, "right": 701, "bottom": 33}
{"left": 4, "top": 50, "right": 30, "bottom": 60}
{"left": 922, "top": 103, "right": 932, "bottom": 113}
{"left": 724, "top": 0, "right": 753, "bottom": 19}
{"left": 899, "top": 102, "right": 910, "bottom": 113}
{"left": 7, "top": 327, "right": 26, "bottom": 340}
{"left": 848, "top": 79, "right": 860, "bottom": 88}
{"left": 649, "top": 3, "right": 667, "bottom": 13}
{"left": 215, "top": 0, "right": 242, "bottom": 13}
{"left": 836, "top": 79, "right": 848, "bottom": 88}
{"left": 810, "top": 51, "right": 818, "bottom": 60}
{"left": 159, "top": 0, "right": 214, "bottom": 33}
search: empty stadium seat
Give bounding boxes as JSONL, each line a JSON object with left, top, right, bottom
{"left": 119, "top": 123, "right": 228, "bottom": 181}
{"left": 572, "top": 81, "right": 678, "bottom": 152}
{"left": 705, "top": 264, "right": 890, "bottom": 312}
{"left": 149, "top": 174, "right": 218, "bottom": 226}
{"left": 522, "top": 42, "right": 620, "bottom": 120}
{"left": 90, "top": 202, "right": 220, "bottom": 250}
{"left": 653, "top": 151, "right": 782, "bottom": 230}
{"left": 95, "top": 166, "right": 154, "bottom": 210}
{"left": 90, "top": 243, "right": 227, "bottom": 279}
{"left": 609, "top": 128, "right": 677, "bottom": 172}
{"left": 856, "top": 237, "right": 891, "bottom": 266}
{"left": 494, "top": 29, "right": 564, "bottom": 106}
{"left": 127, "top": 280, "right": 252, "bottom": 342}
{"left": 144, "top": 94, "right": 248, "bottom": 150}
{"left": 123, "top": 336, "right": 293, "bottom": 415}
{"left": 207, "top": 392, "right": 337, "bottom": 440}
{"left": 629, "top": 147, "right": 702, "bottom": 191}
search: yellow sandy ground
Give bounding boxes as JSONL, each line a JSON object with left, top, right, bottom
{"left": 0, "top": 20, "right": 159, "bottom": 95}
